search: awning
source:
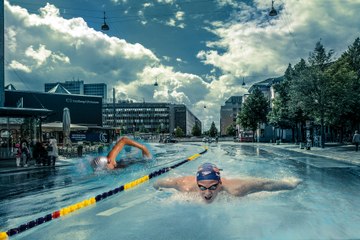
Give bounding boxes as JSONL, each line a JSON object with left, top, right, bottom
{"left": 42, "top": 121, "right": 88, "bottom": 132}
{"left": 0, "top": 107, "right": 53, "bottom": 118}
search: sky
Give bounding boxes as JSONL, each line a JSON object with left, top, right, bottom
{"left": 3, "top": 0, "right": 360, "bottom": 130}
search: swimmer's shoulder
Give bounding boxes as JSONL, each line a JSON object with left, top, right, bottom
{"left": 176, "top": 176, "right": 197, "bottom": 192}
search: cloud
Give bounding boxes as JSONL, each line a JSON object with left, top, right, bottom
{"left": 5, "top": 1, "right": 159, "bottom": 89}
{"left": 25, "top": 44, "right": 52, "bottom": 67}
{"left": 5, "top": 0, "right": 359, "bottom": 132}
{"left": 198, "top": 0, "right": 360, "bottom": 79}
{"left": 8, "top": 60, "right": 32, "bottom": 73}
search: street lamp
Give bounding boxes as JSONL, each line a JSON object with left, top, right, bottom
{"left": 269, "top": 0, "right": 278, "bottom": 16}
{"left": 101, "top": 12, "right": 109, "bottom": 31}
{"left": 154, "top": 77, "right": 159, "bottom": 86}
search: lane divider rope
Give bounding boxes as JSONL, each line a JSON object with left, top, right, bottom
{"left": 0, "top": 147, "right": 208, "bottom": 240}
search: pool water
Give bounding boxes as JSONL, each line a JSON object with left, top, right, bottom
{"left": 1, "top": 143, "right": 360, "bottom": 239}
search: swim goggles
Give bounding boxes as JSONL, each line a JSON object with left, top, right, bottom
{"left": 198, "top": 182, "right": 219, "bottom": 191}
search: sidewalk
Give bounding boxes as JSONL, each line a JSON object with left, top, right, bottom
{"left": 0, "top": 157, "right": 75, "bottom": 174}
{"left": 268, "top": 142, "right": 360, "bottom": 166}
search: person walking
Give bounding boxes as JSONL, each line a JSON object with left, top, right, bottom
{"left": 15, "top": 143, "right": 21, "bottom": 167}
{"left": 352, "top": 130, "right": 360, "bottom": 152}
{"left": 20, "top": 140, "right": 30, "bottom": 167}
{"left": 47, "top": 138, "right": 59, "bottom": 166}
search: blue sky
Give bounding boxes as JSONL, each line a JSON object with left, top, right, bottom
{"left": 4, "top": 0, "right": 360, "bottom": 130}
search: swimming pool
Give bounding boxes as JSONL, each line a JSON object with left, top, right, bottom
{"left": 1, "top": 142, "right": 360, "bottom": 239}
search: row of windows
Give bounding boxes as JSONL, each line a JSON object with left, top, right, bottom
{"left": 103, "top": 118, "right": 169, "bottom": 123}
{"left": 103, "top": 114, "right": 169, "bottom": 118}
{"left": 103, "top": 109, "right": 168, "bottom": 112}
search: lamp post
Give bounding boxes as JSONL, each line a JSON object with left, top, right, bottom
{"left": 269, "top": 0, "right": 278, "bottom": 16}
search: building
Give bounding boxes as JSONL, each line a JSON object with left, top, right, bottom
{"left": 3, "top": 88, "right": 108, "bottom": 144}
{"left": 248, "top": 77, "right": 283, "bottom": 103}
{"left": 239, "top": 76, "right": 293, "bottom": 142}
{"left": 220, "top": 96, "right": 242, "bottom": 136}
{"left": 84, "top": 83, "right": 107, "bottom": 99}
{"left": 5, "top": 89, "right": 102, "bottom": 126}
{"left": 102, "top": 101, "right": 201, "bottom": 136}
{"left": 172, "top": 104, "right": 202, "bottom": 136}
{"left": 45, "top": 80, "right": 107, "bottom": 100}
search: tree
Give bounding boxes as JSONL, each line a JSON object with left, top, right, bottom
{"left": 191, "top": 123, "right": 201, "bottom": 136}
{"left": 226, "top": 124, "right": 236, "bottom": 136}
{"left": 208, "top": 122, "right": 218, "bottom": 137}
{"left": 268, "top": 66, "right": 293, "bottom": 140}
{"left": 290, "top": 41, "right": 334, "bottom": 148}
{"left": 237, "top": 88, "right": 269, "bottom": 142}
{"left": 174, "top": 126, "right": 184, "bottom": 138}
{"left": 324, "top": 38, "right": 360, "bottom": 139}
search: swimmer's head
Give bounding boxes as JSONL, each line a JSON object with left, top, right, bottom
{"left": 90, "top": 156, "right": 109, "bottom": 170}
{"left": 196, "top": 163, "right": 222, "bottom": 203}
{"left": 196, "top": 163, "right": 221, "bottom": 181}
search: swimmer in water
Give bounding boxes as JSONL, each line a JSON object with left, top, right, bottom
{"left": 153, "top": 162, "right": 301, "bottom": 203}
{"left": 90, "top": 136, "right": 151, "bottom": 170}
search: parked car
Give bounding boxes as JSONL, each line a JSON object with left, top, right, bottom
{"left": 164, "top": 136, "right": 178, "bottom": 143}
{"left": 202, "top": 137, "right": 214, "bottom": 143}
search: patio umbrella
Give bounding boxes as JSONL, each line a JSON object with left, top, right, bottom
{"left": 63, "top": 107, "right": 71, "bottom": 145}
{"left": 42, "top": 122, "right": 88, "bottom": 131}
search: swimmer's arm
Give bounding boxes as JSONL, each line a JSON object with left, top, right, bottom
{"left": 228, "top": 178, "right": 301, "bottom": 197}
{"left": 153, "top": 178, "right": 179, "bottom": 190}
{"left": 153, "top": 177, "right": 193, "bottom": 192}
{"left": 107, "top": 137, "right": 151, "bottom": 167}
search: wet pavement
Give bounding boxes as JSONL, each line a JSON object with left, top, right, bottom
{"left": 0, "top": 157, "right": 75, "bottom": 174}
{"left": 1, "top": 142, "right": 360, "bottom": 240}
{"left": 268, "top": 142, "right": 360, "bottom": 166}
{"left": 1, "top": 142, "right": 360, "bottom": 174}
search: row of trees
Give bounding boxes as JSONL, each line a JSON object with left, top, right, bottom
{"left": 237, "top": 37, "right": 360, "bottom": 146}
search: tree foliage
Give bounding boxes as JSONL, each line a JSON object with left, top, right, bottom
{"left": 191, "top": 123, "right": 202, "bottom": 136}
{"left": 226, "top": 124, "right": 236, "bottom": 136}
{"left": 238, "top": 88, "right": 269, "bottom": 139}
{"left": 174, "top": 126, "right": 184, "bottom": 137}
{"left": 270, "top": 37, "right": 360, "bottom": 144}
{"left": 208, "top": 122, "right": 218, "bottom": 137}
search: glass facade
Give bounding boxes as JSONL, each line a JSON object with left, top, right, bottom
{"left": 103, "top": 102, "right": 201, "bottom": 135}
{"left": 45, "top": 81, "right": 107, "bottom": 99}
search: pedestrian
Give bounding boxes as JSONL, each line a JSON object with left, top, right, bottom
{"left": 20, "top": 140, "right": 30, "bottom": 167}
{"left": 47, "top": 138, "right": 59, "bottom": 166}
{"left": 15, "top": 143, "right": 21, "bottom": 167}
{"left": 352, "top": 130, "right": 360, "bottom": 152}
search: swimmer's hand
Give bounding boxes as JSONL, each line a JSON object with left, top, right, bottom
{"left": 142, "top": 148, "right": 152, "bottom": 159}
{"left": 281, "top": 177, "right": 302, "bottom": 189}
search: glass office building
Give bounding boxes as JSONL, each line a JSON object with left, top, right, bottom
{"left": 45, "top": 80, "right": 107, "bottom": 99}
{"left": 103, "top": 101, "right": 201, "bottom": 136}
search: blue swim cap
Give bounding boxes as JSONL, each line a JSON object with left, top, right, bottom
{"left": 196, "top": 163, "right": 221, "bottom": 181}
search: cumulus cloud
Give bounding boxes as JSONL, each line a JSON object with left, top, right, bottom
{"left": 198, "top": 0, "right": 360, "bottom": 80}
{"left": 5, "top": 0, "right": 359, "bottom": 131}
{"left": 164, "top": 10, "right": 186, "bottom": 28}
{"left": 5, "top": 0, "right": 159, "bottom": 90}
{"left": 8, "top": 60, "right": 32, "bottom": 73}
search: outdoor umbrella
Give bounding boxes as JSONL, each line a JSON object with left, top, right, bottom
{"left": 63, "top": 107, "right": 71, "bottom": 145}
